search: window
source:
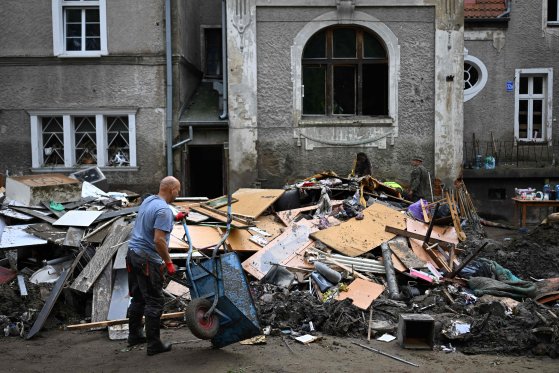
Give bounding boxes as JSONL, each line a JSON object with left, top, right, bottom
{"left": 52, "top": 0, "right": 108, "bottom": 57}
{"left": 514, "top": 68, "right": 553, "bottom": 142}
{"left": 302, "top": 27, "right": 388, "bottom": 116}
{"left": 204, "top": 28, "right": 222, "bottom": 78}
{"left": 463, "top": 54, "right": 488, "bottom": 102}
{"left": 30, "top": 112, "right": 136, "bottom": 168}
{"left": 548, "top": 0, "right": 559, "bottom": 24}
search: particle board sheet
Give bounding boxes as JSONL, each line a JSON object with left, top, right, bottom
{"left": 242, "top": 218, "right": 321, "bottom": 280}
{"left": 405, "top": 218, "right": 459, "bottom": 244}
{"left": 388, "top": 237, "right": 426, "bottom": 269}
{"left": 221, "top": 215, "right": 286, "bottom": 253}
{"left": 280, "top": 241, "right": 315, "bottom": 270}
{"left": 218, "top": 188, "right": 285, "bottom": 218}
{"left": 169, "top": 224, "right": 223, "bottom": 250}
{"left": 310, "top": 203, "right": 406, "bottom": 257}
{"left": 276, "top": 200, "right": 344, "bottom": 226}
{"left": 337, "top": 278, "right": 385, "bottom": 310}
{"left": 1, "top": 224, "right": 48, "bottom": 249}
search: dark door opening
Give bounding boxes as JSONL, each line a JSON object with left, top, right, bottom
{"left": 187, "top": 145, "right": 224, "bottom": 198}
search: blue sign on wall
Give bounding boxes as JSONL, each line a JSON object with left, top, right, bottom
{"left": 506, "top": 81, "right": 514, "bottom": 92}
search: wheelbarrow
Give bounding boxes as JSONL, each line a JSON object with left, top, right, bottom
{"left": 178, "top": 202, "right": 260, "bottom": 348}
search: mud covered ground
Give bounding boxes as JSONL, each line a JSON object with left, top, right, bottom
{"left": 1, "top": 224, "right": 558, "bottom": 372}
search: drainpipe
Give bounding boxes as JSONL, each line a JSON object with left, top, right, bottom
{"left": 219, "top": 0, "right": 228, "bottom": 120}
{"left": 497, "top": 0, "right": 511, "bottom": 18}
{"left": 165, "top": 0, "right": 173, "bottom": 176}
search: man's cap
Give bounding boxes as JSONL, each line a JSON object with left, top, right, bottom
{"left": 411, "top": 156, "right": 424, "bottom": 162}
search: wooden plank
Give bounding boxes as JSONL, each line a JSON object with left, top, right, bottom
{"left": 337, "top": 278, "right": 385, "bottom": 310}
{"left": 217, "top": 188, "right": 285, "bottom": 218}
{"left": 70, "top": 220, "right": 132, "bottom": 293}
{"left": 409, "top": 238, "right": 439, "bottom": 269}
{"left": 190, "top": 206, "right": 250, "bottom": 229}
{"left": 387, "top": 237, "right": 426, "bottom": 269}
{"left": 91, "top": 262, "right": 113, "bottom": 323}
{"left": 276, "top": 200, "right": 344, "bottom": 226}
{"left": 242, "top": 218, "right": 321, "bottom": 280}
{"left": 113, "top": 238, "right": 129, "bottom": 270}
{"left": 391, "top": 254, "right": 408, "bottom": 272}
{"left": 65, "top": 311, "right": 185, "bottom": 331}
{"left": 169, "top": 224, "right": 223, "bottom": 250}
{"left": 311, "top": 203, "right": 406, "bottom": 257}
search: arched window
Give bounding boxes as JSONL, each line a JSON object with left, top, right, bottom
{"left": 302, "top": 26, "right": 388, "bottom": 116}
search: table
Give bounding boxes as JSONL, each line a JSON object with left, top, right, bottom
{"left": 512, "top": 198, "right": 559, "bottom": 227}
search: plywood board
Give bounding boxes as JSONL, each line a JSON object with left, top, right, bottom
{"left": 169, "top": 224, "right": 223, "bottom": 250}
{"left": 337, "top": 278, "right": 385, "bottom": 310}
{"left": 190, "top": 206, "right": 250, "bottom": 228}
{"left": 388, "top": 237, "right": 426, "bottom": 269}
{"left": 390, "top": 254, "right": 408, "bottom": 273}
{"left": 406, "top": 218, "right": 458, "bottom": 244}
{"left": 242, "top": 218, "right": 320, "bottom": 280}
{"left": 310, "top": 203, "right": 406, "bottom": 257}
{"left": 218, "top": 189, "right": 285, "bottom": 218}
{"left": 252, "top": 214, "right": 285, "bottom": 238}
{"left": 276, "top": 200, "right": 344, "bottom": 226}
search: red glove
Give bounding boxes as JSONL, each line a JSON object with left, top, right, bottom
{"left": 175, "top": 211, "right": 188, "bottom": 221}
{"left": 165, "top": 261, "right": 176, "bottom": 275}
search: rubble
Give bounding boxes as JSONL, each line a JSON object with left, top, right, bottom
{"left": 1, "top": 170, "right": 558, "bottom": 359}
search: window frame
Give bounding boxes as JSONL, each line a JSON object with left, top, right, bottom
{"left": 514, "top": 68, "right": 553, "bottom": 143}
{"left": 301, "top": 26, "right": 389, "bottom": 117}
{"left": 52, "top": 0, "right": 108, "bottom": 57}
{"left": 291, "top": 11, "right": 399, "bottom": 128}
{"left": 463, "top": 54, "right": 488, "bottom": 102}
{"left": 29, "top": 110, "right": 137, "bottom": 169}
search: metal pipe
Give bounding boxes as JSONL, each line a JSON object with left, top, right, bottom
{"left": 352, "top": 342, "right": 419, "bottom": 367}
{"left": 380, "top": 242, "right": 400, "bottom": 300}
{"left": 165, "top": 0, "right": 173, "bottom": 176}
{"left": 219, "top": 0, "right": 228, "bottom": 120}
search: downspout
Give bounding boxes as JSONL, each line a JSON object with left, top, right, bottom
{"left": 219, "top": 0, "right": 228, "bottom": 120}
{"left": 497, "top": 0, "right": 511, "bottom": 18}
{"left": 165, "top": 0, "right": 173, "bottom": 176}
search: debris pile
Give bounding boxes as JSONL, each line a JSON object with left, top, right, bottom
{"left": 1, "top": 169, "right": 558, "bottom": 359}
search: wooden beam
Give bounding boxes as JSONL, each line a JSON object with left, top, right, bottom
{"left": 385, "top": 226, "right": 449, "bottom": 245}
{"left": 65, "top": 311, "right": 185, "bottom": 331}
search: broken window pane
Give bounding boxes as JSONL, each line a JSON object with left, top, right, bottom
{"left": 303, "top": 66, "right": 326, "bottom": 115}
{"left": 303, "top": 31, "right": 326, "bottom": 59}
{"left": 74, "top": 116, "right": 97, "bottom": 165}
{"left": 333, "top": 66, "right": 355, "bottom": 114}
{"left": 333, "top": 29, "right": 356, "bottom": 58}
{"left": 107, "top": 116, "right": 130, "bottom": 166}
{"left": 41, "top": 116, "right": 65, "bottom": 166}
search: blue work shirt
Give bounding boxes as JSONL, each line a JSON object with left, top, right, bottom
{"left": 129, "top": 195, "right": 173, "bottom": 264}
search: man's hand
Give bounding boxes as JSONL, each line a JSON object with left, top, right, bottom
{"left": 175, "top": 211, "right": 189, "bottom": 221}
{"left": 165, "top": 261, "right": 176, "bottom": 275}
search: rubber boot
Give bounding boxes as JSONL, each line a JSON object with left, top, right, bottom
{"left": 145, "top": 316, "right": 172, "bottom": 356}
{"left": 127, "top": 312, "right": 146, "bottom": 346}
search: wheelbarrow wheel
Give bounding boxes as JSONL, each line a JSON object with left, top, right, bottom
{"left": 185, "top": 298, "right": 219, "bottom": 340}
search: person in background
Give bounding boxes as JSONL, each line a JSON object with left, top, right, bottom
{"left": 125, "top": 176, "right": 185, "bottom": 356}
{"left": 350, "top": 152, "right": 373, "bottom": 177}
{"left": 408, "top": 156, "right": 431, "bottom": 202}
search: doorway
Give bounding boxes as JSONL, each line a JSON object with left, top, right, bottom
{"left": 187, "top": 145, "right": 224, "bottom": 198}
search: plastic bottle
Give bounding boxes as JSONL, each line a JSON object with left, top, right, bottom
{"left": 543, "top": 184, "right": 550, "bottom": 200}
